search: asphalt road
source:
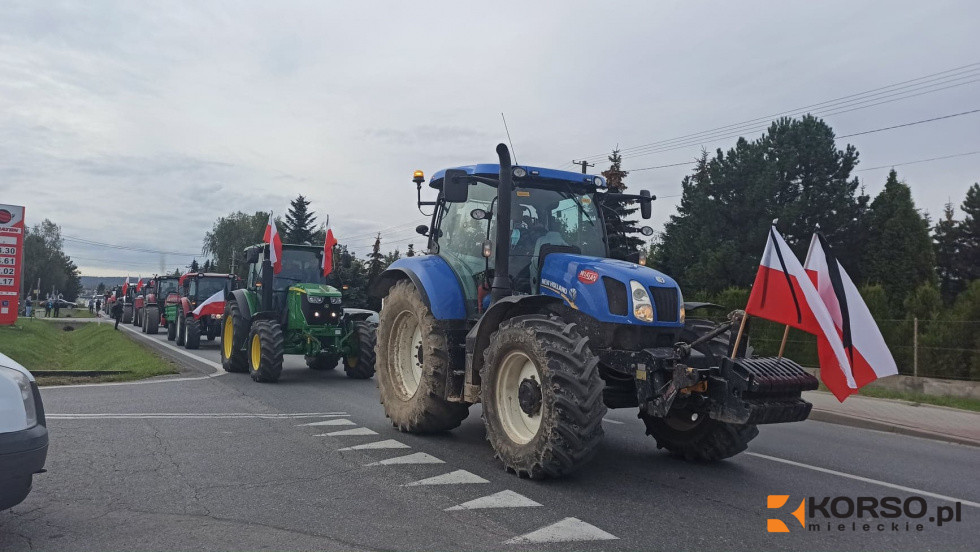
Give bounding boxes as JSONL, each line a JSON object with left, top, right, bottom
{"left": 1, "top": 321, "right": 977, "bottom": 551}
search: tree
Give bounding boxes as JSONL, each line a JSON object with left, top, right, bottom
{"left": 933, "top": 201, "right": 962, "bottom": 303}
{"left": 189, "top": 259, "right": 200, "bottom": 272}
{"left": 863, "top": 170, "right": 936, "bottom": 313}
{"left": 96, "top": 282, "right": 106, "bottom": 295}
{"left": 659, "top": 116, "right": 868, "bottom": 293}
{"left": 958, "top": 183, "right": 980, "bottom": 282}
{"left": 384, "top": 249, "right": 401, "bottom": 265}
{"left": 203, "top": 211, "right": 270, "bottom": 278}
{"left": 326, "top": 244, "right": 370, "bottom": 309}
{"left": 600, "top": 149, "right": 643, "bottom": 260}
{"left": 406, "top": 243, "right": 416, "bottom": 257}
{"left": 282, "top": 195, "right": 317, "bottom": 244}
{"left": 365, "top": 234, "right": 386, "bottom": 310}
{"left": 22, "top": 219, "right": 82, "bottom": 301}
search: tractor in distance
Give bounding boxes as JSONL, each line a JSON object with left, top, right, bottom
{"left": 138, "top": 275, "right": 180, "bottom": 335}
{"left": 219, "top": 242, "right": 377, "bottom": 382}
{"left": 174, "top": 272, "right": 240, "bottom": 350}
{"left": 371, "top": 144, "right": 818, "bottom": 479}
{"left": 132, "top": 282, "right": 145, "bottom": 328}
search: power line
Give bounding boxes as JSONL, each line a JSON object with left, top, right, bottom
{"left": 62, "top": 235, "right": 200, "bottom": 256}
{"left": 628, "top": 161, "right": 697, "bottom": 172}
{"left": 855, "top": 150, "right": 980, "bottom": 172}
{"left": 837, "top": 108, "right": 980, "bottom": 138}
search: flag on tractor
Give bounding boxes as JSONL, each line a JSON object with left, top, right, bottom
{"left": 192, "top": 289, "right": 225, "bottom": 317}
{"left": 121, "top": 277, "right": 130, "bottom": 296}
{"left": 744, "top": 227, "right": 856, "bottom": 394}
{"left": 322, "top": 224, "right": 338, "bottom": 277}
{"left": 263, "top": 213, "right": 283, "bottom": 274}
{"left": 136, "top": 278, "right": 144, "bottom": 292}
{"left": 805, "top": 233, "right": 897, "bottom": 401}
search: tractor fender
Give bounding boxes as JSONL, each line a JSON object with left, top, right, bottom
{"left": 179, "top": 297, "right": 192, "bottom": 315}
{"left": 370, "top": 257, "right": 466, "bottom": 320}
{"left": 465, "top": 294, "right": 563, "bottom": 385}
{"left": 229, "top": 289, "right": 253, "bottom": 324}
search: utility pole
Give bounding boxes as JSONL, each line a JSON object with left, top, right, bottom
{"left": 571, "top": 160, "right": 594, "bottom": 174}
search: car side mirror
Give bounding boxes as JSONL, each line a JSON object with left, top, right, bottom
{"left": 640, "top": 190, "right": 653, "bottom": 219}
{"left": 442, "top": 169, "right": 469, "bottom": 203}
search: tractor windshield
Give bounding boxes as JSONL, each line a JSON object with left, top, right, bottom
{"left": 196, "top": 277, "right": 231, "bottom": 300}
{"left": 158, "top": 279, "right": 178, "bottom": 297}
{"left": 273, "top": 249, "right": 324, "bottom": 291}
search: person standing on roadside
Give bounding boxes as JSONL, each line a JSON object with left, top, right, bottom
{"left": 96, "top": 298, "right": 101, "bottom": 313}
{"left": 111, "top": 299, "right": 123, "bottom": 329}
{"left": 24, "top": 295, "right": 32, "bottom": 318}
{"left": 45, "top": 297, "right": 52, "bottom": 318}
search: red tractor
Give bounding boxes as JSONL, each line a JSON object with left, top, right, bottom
{"left": 137, "top": 276, "right": 181, "bottom": 335}
{"left": 174, "top": 272, "right": 240, "bottom": 350}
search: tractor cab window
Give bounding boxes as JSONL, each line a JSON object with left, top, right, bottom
{"left": 158, "top": 279, "right": 177, "bottom": 297}
{"left": 273, "top": 249, "right": 324, "bottom": 292}
{"left": 437, "top": 182, "right": 496, "bottom": 313}
{"left": 196, "top": 277, "right": 230, "bottom": 300}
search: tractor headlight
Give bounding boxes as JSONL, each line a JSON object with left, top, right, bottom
{"left": 630, "top": 280, "right": 654, "bottom": 322}
{"left": 307, "top": 295, "right": 325, "bottom": 304}
{"left": 513, "top": 167, "right": 527, "bottom": 178}
{"left": 329, "top": 296, "right": 342, "bottom": 305}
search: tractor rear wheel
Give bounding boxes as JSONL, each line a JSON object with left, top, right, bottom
{"left": 344, "top": 321, "right": 377, "bottom": 379}
{"left": 248, "top": 319, "right": 284, "bottom": 383}
{"left": 306, "top": 353, "right": 339, "bottom": 371}
{"left": 185, "top": 316, "right": 201, "bottom": 349}
{"left": 481, "top": 315, "right": 606, "bottom": 479}
{"left": 122, "top": 305, "right": 133, "bottom": 324}
{"left": 132, "top": 308, "right": 140, "bottom": 327}
{"left": 220, "top": 301, "right": 249, "bottom": 373}
{"left": 641, "top": 410, "right": 758, "bottom": 461}
{"left": 376, "top": 280, "right": 469, "bottom": 432}
{"left": 175, "top": 312, "right": 186, "bottom": 346}
{"left": 145, "top": 306, "right": 159, "bottom": 335}
{"left": 166, "top": 320, "right": 176, "bottom": 341}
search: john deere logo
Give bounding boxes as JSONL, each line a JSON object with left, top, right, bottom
{"left": 766, "top": 494, "right": 963, "bottom": 533}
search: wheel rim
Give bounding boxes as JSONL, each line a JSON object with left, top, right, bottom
{"left": 222, "top": 318, "right": 234, "bottom": 358}
{"left": 390, "top": 310, "right": 423, "bottom": 399}
{"left": 495, "top": 350, "right": 543, "bottom": 445}
{"left": 250, "top": 334, "right": 262, "bottom": 371}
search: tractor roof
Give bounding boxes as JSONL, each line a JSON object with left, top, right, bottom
{"left": 429, "top": 164, "right": 606, "bottom": 190}
{"left": 179, "top": 272, "right": 237, "bottom": 286}
{"left": 247, "top": 242, "right": 322, "bottom": 252}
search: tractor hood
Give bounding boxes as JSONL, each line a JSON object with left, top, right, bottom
{"left": 538, "top": 253, "right": 684, "bottom": 327}
{"left": 288, "top": 283, "right": 342, "bottom": 297}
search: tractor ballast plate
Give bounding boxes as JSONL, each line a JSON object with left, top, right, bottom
{"left": 707, "top": 357, "right": 819, "bottom": 425}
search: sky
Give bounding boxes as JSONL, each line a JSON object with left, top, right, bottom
{"left": 1, "top": 0, "right": 978, "bottom": 277}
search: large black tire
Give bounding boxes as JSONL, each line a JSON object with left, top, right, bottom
{"left": 641, "top": 411, "right": 759, "bottom": 461}
{"left": 343, "top": 321, "right": 377, "bottom": 379}
{"left": 145, "top": 306, "right": 159, "bottom": 335}
{"left": 185, "top": 316, "right": 201, "bottom": 349}
{"left": 306, "top": 353, "right": 339, "bottom": 371}
{"left": 248, "top": 319, "right": 284, "bottom": 383}
{"left": 375, "top": 280, "right": 469, "bottom": 432}
{"left": 132, "top": 307, "right": 140, "bottom": 327}
{"left": 175, "top": 312, "right": 186, "bottom": 346}
{"left": 166, "top": 320, "right": 176, "bottom": 341}
{"left": 220, "top": 301, "right": 249, "bottom": 373}
{"left": 141, "top": 307, "right": 148, "bottom": 333}
{"left": 122, "top": 305, "right": 133, "bottom": 324}
{"left": 481, "top": 315, "right": 606, "bottom": 479}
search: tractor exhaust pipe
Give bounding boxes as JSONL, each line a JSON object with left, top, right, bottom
{"left": 262, "top": 249, "right": 274, "bottom": 312}
{"left": 491, "top": 143, "right": 513, "bottom": 304}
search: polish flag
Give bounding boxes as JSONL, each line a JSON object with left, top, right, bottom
{"left": 805, "top": 234, "right": 897, "bottom": 401}
{"left": 192, "top": 289, "right": 225, "bottom": 317}
{"left": 745, "top": 227, "right": 856, "bottom": 391}
{"left": 136, "top": 278, "right": 144, "bottom": 292}
{"left": 263, "top": 213, "right": 283, "bottom": 274}
{"left": 322, "top": 224, "right": 338, "bottom": 278}
{"left": 122, "top": 277, "right": 130, "bottom": 296}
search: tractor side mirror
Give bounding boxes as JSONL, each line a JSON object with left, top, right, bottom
{"left": 245, "top": 247, "right": 261, "bottom": 265}
{"left": 442, "top": 169, "right": 469, "bottom": 203}
{"left": 416, "top": 224, "right": 429, "bottom": 236}
{"left": 640, "top": 226, "right": 655, "bottom": 236}
{"left": 640, "top": 190, "right": 653, "bottom": 219}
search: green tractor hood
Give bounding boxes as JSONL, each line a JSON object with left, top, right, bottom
{"left": 289, "top": 283, "right": 342, "bottom": 298}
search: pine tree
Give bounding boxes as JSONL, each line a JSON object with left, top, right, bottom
{"left": 96, "top": 282, "right": 106, "bottom": 295}
{"left": 406, "top": 243, "right": 416, "bottom": 257}
{"left": 283, "top": 195, "right": 317, "bottom": 244}
{"left": 933, "top": 201, "right": 962, "bottom": 303}
{"left": 189, "top": 259, "right": 200, "bottom": 272}
{"left": 600, "top": 149, "right": 643, "bottom": 260}
{"left": 365, "top": 234, "right": 386, "bottom": 310}
{"left": 958, "top": 183, "right": 980, "bottom": 282}
{"left": 863, "top": 170, "right": 936, "bottom": 313}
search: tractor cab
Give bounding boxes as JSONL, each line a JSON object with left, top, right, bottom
{"left": 179, "top": 272, "right": 239, "bottom": 308}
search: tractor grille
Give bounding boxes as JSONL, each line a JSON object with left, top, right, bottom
{"left": 649, "top": 286, "right": 679, "bottom": 322}
{"left": 603, "top": 277, "right": 628, "bottom": 316}
{"left": 301, "top": 298, "right": 343, "bottom": 326}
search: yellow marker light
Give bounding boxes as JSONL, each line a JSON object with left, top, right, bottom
{"left": 412, "top": 170, "right": 425, "bottom": 184}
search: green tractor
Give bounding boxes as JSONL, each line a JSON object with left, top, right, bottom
{"left": 219, "top": 242, "right": 377, "bottom": 383}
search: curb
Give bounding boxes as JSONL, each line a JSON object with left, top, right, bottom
{"left": 808, "top": 409, "right": 980, "bottom": 448}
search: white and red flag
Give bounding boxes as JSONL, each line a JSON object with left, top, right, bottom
{"left": 322, "top": 223, "right": 338, "bottom": 278}
{"left": 805, "top": 233, "right": 897, "bottom": 401}
{"left": 192, "top": 289, "right": 225, "bottom": 318}
{"left": 121, "top": 277, "right": 130, "bottom": 296}
{"left": 744, "top": 227, "right": 856, "bottom": 394}
{"left": 263, "top": 213, "right": 283, "bottom": 274}
{"left": 136, "top": 278, "right": 144, "bottom": 292}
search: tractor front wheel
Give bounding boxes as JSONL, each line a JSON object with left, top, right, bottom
{"left": 248, "top": 319, "right": 284, "bottom": 383}
{"left": 641, "top": 410, "right": 758, "bottom": 462}
{"left": 175, "top": 312, "right": 186, "bottom": 346}
{"left": 343, "top": 321, "right": 377, "bottom": 379}
{"left": 220, "top": 301, "right": 249, "bottom": 373}
{"left": 145, "top": 306, "right": 159, "bottom": 335}
{"left": 306, "top": 353, "right": 339, "bottom": 371}
{"left": 481, "top": 315, "right": 606, "bottom": 479}
{"left": 185, "top": 316, "right": 201, "bottom": 349}
{"left": 376, "top": 280, "right": 469, "bottom": 433}
{"left": 166, "top": 320, "right": 176, "bottom": 341}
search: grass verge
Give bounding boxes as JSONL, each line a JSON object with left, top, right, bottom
{"left": 0, "top": 319, "right": 178, "bottom": 385}
{"left": 817, "top": 382, "right": 980, "bottom": 412}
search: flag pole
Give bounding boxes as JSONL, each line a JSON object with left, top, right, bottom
{"left": 731, "top": 310, "right": 748, "bottom": 359}
{"left": 777, "top": 326, "right": 790, "bottom": 359}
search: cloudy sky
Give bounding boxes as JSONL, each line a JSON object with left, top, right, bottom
{"left": 1, "top": 1, "right": 977, "bottom": 276}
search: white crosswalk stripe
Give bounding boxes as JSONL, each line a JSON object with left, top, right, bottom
{"left": 504, "top": 517, "right": 618, "bottom": 544}
{"left": 317, "top": 428, "right": 378, "bottom": 437}
{"left": 403, "top": 470, "right": 489, "bottom": 486}
{"left": 338, "top": 439, "right": 409, "bottom": 450}
{"left": 366, "top": 452, "right": 444, "bottom": 466}
{"left": 298, "top": 418, "right": 356, "bottom": 427}
{"left": 446, "top": 490, "right": 541, "bottom": 510}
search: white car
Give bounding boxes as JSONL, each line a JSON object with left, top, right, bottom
{"left": 0, "top": 352, "right": 48, "bottom": 510}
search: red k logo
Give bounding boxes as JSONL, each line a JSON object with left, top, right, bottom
{"left": 767, "top": 495, "right": 806, "bottom": 532}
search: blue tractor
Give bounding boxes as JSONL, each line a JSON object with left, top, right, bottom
{"left": 372, "top": 144, "right": 817, "bottom": 479}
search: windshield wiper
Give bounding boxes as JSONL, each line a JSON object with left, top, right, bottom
{"left": 561, "top": 185, "right": 596, "bottom": 227}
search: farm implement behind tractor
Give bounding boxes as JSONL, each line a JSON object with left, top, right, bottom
{"left": 219, "top": 242, "right": 377, "bottom": 383}
{"left": 370, "top": 144, "right": 818, "bottom": 479}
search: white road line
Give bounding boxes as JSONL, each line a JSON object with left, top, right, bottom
{"left": 446, "top": 490, "right": 542, "bottom": 511}
{"left": 48, "top": 412, "right": 348, "bottom": 420}
{"left": 322, "top": 427, "right": 378, "bottom": 437}
{"left": 298, "top": 418, "right": 356, "bottom": 427}
{"left": 602, "top": 418, "right": 624, "bottom": 425}
{"left": 366, "top": 452, "right": 444, "bottom": 466}
{"left": 339, "top": 439, "right": 409, "bottom": 450}
{"left": 747, "top": 452, "right": 980, "bottom": 508}
{"left": 504, "top": 517, "right": 618, "bottom": 544}
{"left": 404, "top": 470, "right": 489, "bottom": 486}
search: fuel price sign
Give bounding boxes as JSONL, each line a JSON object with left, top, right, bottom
{"left": 0, "top": 204, "right": 25, "bottom": 325}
